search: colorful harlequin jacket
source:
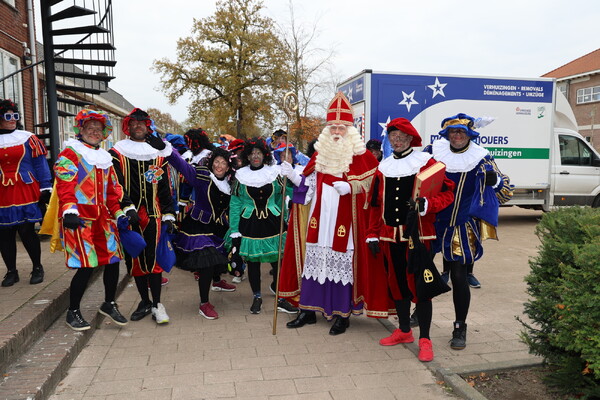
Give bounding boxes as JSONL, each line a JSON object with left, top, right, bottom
{"left": 54, "top": 139, "right": 127, "bottom": 268}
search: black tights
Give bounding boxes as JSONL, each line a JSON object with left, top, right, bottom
{"left": 247, "top": 261, "right": 277, "bottom": 297}
{"left": 134, "top": 273, "right": 162, "bottom": 307}
{"left": 389, "top": 241, "right": 433, "bottom": 339}
{"left": 444, "top": 260, "right": 474, "bottom": 275}
{"left": 445, "top": 260, "right": 472, "bottom": 322}
{"left": 395, "top": 298, "right": 433, "bottom": 339}
{"left": 0, "top": 222, "right": 41, "bottom": 271}
{"left": 69, "top": 262, "right": 120, "bottom": 310}
{"left": 198, "top": 266, "right": 215, "bottom": 304}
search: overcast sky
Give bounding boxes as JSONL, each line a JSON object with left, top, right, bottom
{"left": 40, "top": 0, "right": 600, "bottom": 124}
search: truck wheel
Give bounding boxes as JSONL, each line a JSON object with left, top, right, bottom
{"left": 593, "top": 195, "right": 600, "bottom": 208}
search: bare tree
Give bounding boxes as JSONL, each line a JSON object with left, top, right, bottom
{"left": 277, "top": 0, "right": 337, "bottom": 143}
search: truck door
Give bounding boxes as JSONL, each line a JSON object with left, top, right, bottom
{"left": 552, "top": 133, "right": 600, "bottom": 206}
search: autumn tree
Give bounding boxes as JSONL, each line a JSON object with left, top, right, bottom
{"left": 153, "top": 0, "right": 289, "bottom": 139}
{"left": 146, "top": 108, "right": 184, "bottom": 135}
{"left": 290, "top": 115, "right": 325, "bottom": 152}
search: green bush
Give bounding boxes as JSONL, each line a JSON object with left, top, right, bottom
{"left": 520, "top": 207, "right": 600, "bottom": 398}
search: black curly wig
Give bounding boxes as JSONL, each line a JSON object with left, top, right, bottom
{"left": 0, "top": 99, "right": 23, "bottom": 130}
{"left": 240, "top": 137, "right": 272, "bottom": 167}
{"left": 184, "top": 128, "right": 214, "bottom": 155}
{"left": 206, "top": 146, "right": 234, "bottom": 179}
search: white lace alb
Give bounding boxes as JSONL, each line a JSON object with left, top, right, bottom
{"left": 302, "top": 244, "right": 354, "bottom": 285}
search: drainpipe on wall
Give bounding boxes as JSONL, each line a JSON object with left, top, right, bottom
{"left": 26, "top": 0, "right": 39, "bottom": 132}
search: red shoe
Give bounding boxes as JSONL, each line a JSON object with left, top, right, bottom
{"left": 193, "top": 271, "right": 200, "bottom": 281}
{"left": 211, "top": 279, "right": 236, "bottom": 292}
{"left": 418, "top": 338, "right": 434, "bottom": 362}
{"left": 199, "top": 302, "right": 219, "bottom": 320}
{"left": 379, "top": 329, "right": 414, "bottom": 346}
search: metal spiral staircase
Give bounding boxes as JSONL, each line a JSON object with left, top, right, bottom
{"left": 40, "top": 0, "right": 116, "bottom": 161}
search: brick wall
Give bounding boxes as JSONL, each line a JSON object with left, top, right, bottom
{"left": 565, "top": 74, "right": 600, "bottom": 151}
{"left": 0, "top": 0, "right": 35, "bottom": 132}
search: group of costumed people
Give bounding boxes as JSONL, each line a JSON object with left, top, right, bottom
{"left": 277, "top": 92, "right": 512, "bottom": 362}
{"left": 0, "top": 92, "right": 512, "bottom": 364}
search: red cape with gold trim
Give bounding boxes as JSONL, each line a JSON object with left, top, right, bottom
{"left": 278, "top": 150, "right": 392, "bottom": 318}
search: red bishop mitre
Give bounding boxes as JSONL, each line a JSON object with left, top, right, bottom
{"left": 326, "top": 92, "right": 354, "bottom": 126}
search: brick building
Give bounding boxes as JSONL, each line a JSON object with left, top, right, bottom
{"left": 543, "top": 48, "right": 600, "bottom": 151}
{"left": 0, "top": 0, "right": 37, "bottom": 132}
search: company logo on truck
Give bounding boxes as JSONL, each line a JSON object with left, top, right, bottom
{"left": 537, "top": 106, "right": 545, "bottom": 119}
{"left": 516, "top": 107, "right": 532, "bottom": 116}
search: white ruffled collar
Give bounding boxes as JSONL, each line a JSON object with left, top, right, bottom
{"left": 112, "top": 138, "right": 173, "bottom": 161}
{"left": 182, "top": 149, "right": 211, "bottom": 165}
{"left": 0, "top": 130, "right": 32, "bottom": 148}
{"left": 63, "top": 138, "right": 113, "bottom": 168}
{"left": 431, "top": 138, "right": 488, "bottom": 173}
{"left": 210, "top": 172, "right": 231, "bottom": 195}
{"left": 378, "top": 150, "right": 432, "bottom": 178}
{"left": 235, "top": 164, "right": 280, "bottom": 188}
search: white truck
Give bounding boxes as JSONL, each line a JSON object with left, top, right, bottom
{"left": 338, "top": 70, "right": 600, "bottom": 210}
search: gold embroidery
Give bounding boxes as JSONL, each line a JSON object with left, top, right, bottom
{"left": 337, "top": 225, "right": 346, "bottom": 237}
{"left": 423, "top": 269, "right": 434, "bottom": 283}
{"left": 310, "top": 217, "right": 317, "bottom": 229}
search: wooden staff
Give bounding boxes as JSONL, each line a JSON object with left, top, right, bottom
{"left": 273, "top": 92, "right": 298, "bottom": 335}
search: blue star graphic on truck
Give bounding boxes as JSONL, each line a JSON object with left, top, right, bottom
{"left": 399, "top": 90, "right": 419, "bottom": 112}
{"left": 427, "top": 77, "right": 447, "bottom": 98}
{"left": 378, "top": 116, "right": 391, "bottom": 138}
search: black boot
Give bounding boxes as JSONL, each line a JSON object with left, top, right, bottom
{"left": 30, "top": 265, "right": 44, "bottom": 285}
{"left": 286, "top": 310, "right": 316, "bottom": 328}
{"left": 329, "top": 316, "right": 350, "bottom": 335}
{"left": 450, "top": 321, "right": 467, "bottom": 350}
{"left": 2, "top": 270, "right": 19, "bottom": 287}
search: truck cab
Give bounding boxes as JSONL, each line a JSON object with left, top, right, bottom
{"left": 550, "top": 129, "right": 600, "bottom": 209}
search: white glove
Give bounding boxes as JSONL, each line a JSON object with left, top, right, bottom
{"left": 281, "top": 161, "right": 302, "bottom": 186}
{"left": 333, "top": 181, "right": 351, "bottom": 196}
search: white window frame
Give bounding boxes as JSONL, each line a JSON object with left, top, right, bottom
{"left": 0, "top": 49, "right": 24, "bottom": 114}
{"left": 576, "top": 86, "right": 600, "bottom": 104}
{"left": 3, "top": 0, "right": 16, "bottom": 8}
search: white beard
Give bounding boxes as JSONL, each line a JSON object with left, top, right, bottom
{"left": 314, "top": 126, "right": 366, "bottom": 176}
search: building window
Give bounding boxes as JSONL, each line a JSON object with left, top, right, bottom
{"left": 576, "top": 86, "right": 600, "bottom": 104}
{"left": 0, "top": 50, "right": 23, "bottom": 111}
{"left": 3, "top": 0, "right": 16, "bottom": 8}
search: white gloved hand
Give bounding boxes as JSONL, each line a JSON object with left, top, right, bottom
{"left": 281, "top": 161, "right": 302, "bottom": 186}
{"left": 333, "top": 181, "right": 351, "bottom": 196}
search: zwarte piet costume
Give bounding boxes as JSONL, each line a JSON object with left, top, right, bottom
{"left": 425, "top": 113, "right": 513, "bottom": 350}
{"left": 0, "top": 99, "right": 51, "bottom": 287}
